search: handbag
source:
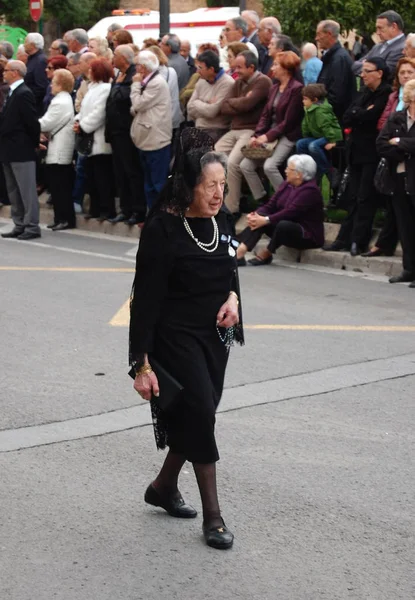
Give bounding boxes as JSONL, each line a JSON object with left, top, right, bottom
{"left": 75, "top": 127, "right": 94, "bottom": 156}
{"left": 241, "top": 139, "right": 278, "bottom": 160}
{"left": 129, "top": 357, "right": 184, "bottom": 411}
{"left": 374, "top": 158, "right": 395, "bottom": 196}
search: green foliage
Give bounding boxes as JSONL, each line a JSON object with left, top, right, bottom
{"left": 0, "top": 0, "right": 30, "bottom": 25}
{"left": 263, "top": 0, "right": 415, "bottom": 44}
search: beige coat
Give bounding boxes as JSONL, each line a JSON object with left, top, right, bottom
{"left": 130, "top": 73, "right": 172, "bottom": 151}
{"left": 187, "top": 73, "right": 234, "bottom": 130}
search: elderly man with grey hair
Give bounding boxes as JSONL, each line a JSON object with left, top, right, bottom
{"left": 105, "top": 45, "right": 146, "bottom": 225}
{"left": 302, "top": 42, "right": 322, "bottom": 84}
{"left": 316, "top": 20, "right": 355, "bottom": 121}
{"left": 236, "top": 154, "right": 325, "bottom": 266}
{"left": 224, "top": 16, "right": 259, "bottom": 57}
{"left": 24, "top": 32, "right": 48, "bottom": 116}
{"left": 0, "top": 60, "right": 41, "bottom": 240}
{"left": 160, "top": 33, "right": 189, "bottom": 89}
{"left": 258, "top": 16, "right": 282, "bottom": 73}
{"left": 107, "top": 23, "right": 123, "bottom": 51}
{"left": 0, "top": 41, "right": 14, "bottom": 60}
{"left": 241, "top": 10, "right": 261, "bottom": 48}
{"left": 67, "top": 28, "right": 89, "bottom": 55}
{"left": 130, "top": 50, "right": 172, "bottom": 209}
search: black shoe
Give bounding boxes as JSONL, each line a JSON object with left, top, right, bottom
{"left": 350, "top": 243, "right": 359, "bottom": 257}
{"left": 1, "top": 229, "right": 23, "bottom": 238}
{"left": 126, "top": 214, "right": 140, "bottom": 226}
{"left": 408, "top": 281, "right": 415, "bottom": 288}
{"left": 108, "top": 213, "right": 129, "bottom": 224}
{"left": 389, "top": 271, "right": 415, "bottom": 284}
{"left": 247, "top": 255, "right": 273, "bottom": 266}
{"left": 323, "top": 241, "right": 349, "bottom": 252}
{"left": 203, "top": 518, "right": 234, "bottom": 550}
{"left": 361, "top": 248, "right": 394, "bottom": 258}
{"left": 97, "top": 213, "right": 112, "bottom": 222}
{"left": 47, "top": 222, "right": 58, "bottom": 229}
{"left": 52, "top": 222, "right": 72, "bottom": 231}
{"left": 17, "top": 232, "right": 41, "bottom": 240}
{"left": 144, "top": 484, "right": 197, "bottom": 518}
{"left": 237, "top": 257, "right": 246, "bottom": 267}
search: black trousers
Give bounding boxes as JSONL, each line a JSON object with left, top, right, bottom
{"left": 238, "top": 220, "right": 319, "bottom": 253}
{"left": 375, "top": 198, "right": 398, "bottom": 254}
{"left": 85, "top": 154, "right": 116, "bottom": 218}
{"left": 110, "top": 135, "right": 146, "bottom": 220}
{"left": 393, "top": 174, "right": 415, "bottom": 275}
{"left": 337, "top": 162, "right": 379, "bottom": 248}
{"left": 47, "top": 164, "right": 75, "bottom": 226}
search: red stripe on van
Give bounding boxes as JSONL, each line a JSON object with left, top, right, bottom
{"left": 125, "top": 20, "right": 227, "bottom": 30}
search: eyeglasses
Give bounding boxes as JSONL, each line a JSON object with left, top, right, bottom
{"left": 46, "top": 66, "right": 55, "bottom": 70}
{"left": 361, "top": 68, "right": 378, "bottom": 74}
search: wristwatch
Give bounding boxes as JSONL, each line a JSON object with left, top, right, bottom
{"left": 265, "top": 216, "right": 270, "bottom": 223}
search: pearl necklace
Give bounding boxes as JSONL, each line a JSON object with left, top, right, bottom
{"left": 182, "top": 216, "right": 219, "bottom": 253}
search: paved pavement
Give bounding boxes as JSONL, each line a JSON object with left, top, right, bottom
{"left": 0, "top": 220, "right": 414, "bottom": 599}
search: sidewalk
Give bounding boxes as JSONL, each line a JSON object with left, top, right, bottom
{"left": 0, "top": 195, "right": 403, "bottom": 278}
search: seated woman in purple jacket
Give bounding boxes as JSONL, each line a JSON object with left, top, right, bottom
{"left": 236, "top": 154, "right": 325, "bottom": 266}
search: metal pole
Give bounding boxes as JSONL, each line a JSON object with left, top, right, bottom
{"left": 159, "top": 0, "right": 170, "bottom": 38}
{"left": 239, "top": 0, "right": 246, "bottom": 13}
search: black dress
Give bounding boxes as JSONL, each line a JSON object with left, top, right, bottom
{"left": 129, "top": 209, "right": 242, "bottom": 464}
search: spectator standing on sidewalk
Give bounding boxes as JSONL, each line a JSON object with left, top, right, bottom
{"left": 160, "top": 34, "right": 189, "bottom": 90}
{"left": 302, "top": 43, "right": 322, "bottom": 85}
{"left": 105, "top": 45, "right": 146, "bottom": 225}
{"left": 0, "top": 60, "right": 41, "bottom": 240}
{"left": 24, "top": 33, "right": 49, "bottom": 117}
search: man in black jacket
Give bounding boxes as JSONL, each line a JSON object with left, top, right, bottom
{"left": 0, "top": 60, "right": 41, "bottom": 240}
{"left": 24, "top": 33, "right": 48, "bottom": 117}
{"left": 105, "top": 45, "right": 145, "bottom": 225}
{"left": 316, "top": 20, "right": 356, "bottom": 122}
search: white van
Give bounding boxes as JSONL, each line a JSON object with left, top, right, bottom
{"left": 87, "top": 7, "right": 240, "bottom": 55}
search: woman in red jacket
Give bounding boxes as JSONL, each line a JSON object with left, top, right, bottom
{"left": 239, "top": 51, "right": 304, "bottom": 203}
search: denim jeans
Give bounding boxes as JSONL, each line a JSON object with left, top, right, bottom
{"left": 138, "top": 145, "right": 171, "bottom": 209}
{"left": 296, "top": 137, "right": 329, "bottom": 174}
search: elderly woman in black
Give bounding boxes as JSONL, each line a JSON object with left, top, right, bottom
{"left": 129, "top": 129, "right": 243, "bottom": 550}
{"left": 377, "top": 79, "right": 415, "bottom": 287}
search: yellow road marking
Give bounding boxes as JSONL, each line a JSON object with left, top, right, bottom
{"left": 110, "top": 299, "right": 130, "bottom": 326}
{"left": 0, "top": 267, "right": 134, "bottom": 272}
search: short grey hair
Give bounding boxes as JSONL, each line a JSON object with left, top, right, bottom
{"left": 7, "top": 59, "right": 27, "bottom": 77}
{"left": 68, "top": 52, "right": 81, "bottom": 65}
{"left": 259, "top": 17, "right": 282, "bottom": 35}
{"left": 288, "top": 155, "right": 317, "bottom": 181}
{"left": 17, "top": 44, "right": 27, "bottom": 56}
{"left": 71, "top": 28, "right": 89, "bottom": 45}
{"left": 137, "top": 50, "right": 159, "bottom": 72}
{"left": 407, "top": 33, "right": 415, "bottom": 48}
{"left": 200, "top": 151, "right": 228, "bottom": 176}
{"left": 241, "top": 10, "right": 260, "bottom": 27}
{"left": 115, "top": 44, "right": 135, "bottom": 65}
{"left": 230, "top": 17, "right": 248, "bottom": 36}
{"left": 0, "top": 41, "right": 14, "bottom": 59}
{"left": 26, "top": 33, "right": 44, "bottom": 49}
{"left": 163, "top": 34, "right": 181, "bottom": 54}
{"left": 302, "top": 42, "right": 318, "bottom": 57}
{"left": 318, "top": 20, "right": 340, "bottom": 38}
{"left": 107, "top": 23, "right": 123, "bottom": 33}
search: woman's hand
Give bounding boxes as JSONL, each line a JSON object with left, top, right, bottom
{"left": 249, "top": 136, "right": 258, "bottom": 147}
{"left": 73, "top": 122, "right": 80, "bottom": 133}
{"left": 134, "top": 370, "right": 160, "bottom": 401}
{"left": 247, "top": 212, "right": 268, "bottom": 230}
{"left": 255, "top": 134, "right": 268, "bottom": 146}
{"left": 216, "top": 294, "right": 239, "bottom": 329}
{"left": 389, "top": 137, "right": 400, "bottom": 145}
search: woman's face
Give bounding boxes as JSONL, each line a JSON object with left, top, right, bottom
{"left": 398, "top": 63, "right": 415, "bottom": 88}
{"left": 285, "top": 162, "right": 303, "bottom": 186}
{"left": 227, "top": 49, "right": 235, "bottom": 68}
{"left": 268, "top": 38, "right": 279, "bottom": 58}
{"left": 46, "top": 63, "right": 55, "bottom": 80}
{"left": 191, "top": 163, "right": 226, "bottom": 218}
{"left": 272, "top": 60, "right": 286, "bottom": 80}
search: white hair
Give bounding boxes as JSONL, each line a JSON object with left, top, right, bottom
{"left": 137, "top": 50, "right": 159, "bottom": 72}
{"left": 89, "top": 36, "right": 111, "bottom": 58}
{"left": 259, "top": 17, "right": 282, "bottom": 35}
{"left": 302, "top": 42, "right": 318, "bottom": 57}
{"left": 242, "top": 10, "right": 260, "bottom": 27}
{"left": 407, "top": 33, "right": 415, "bottom": 48}
{"left": 288, "top": 154, "right": 317, "bottom": 181}
{"left": 7, "top": 59, "right": 27, "bottom": 77}
{"left": 17, "top": 44, "right": 28, "bottom": 55}
{"left": 26, "top": 33, "right": 44, "bottom": 50}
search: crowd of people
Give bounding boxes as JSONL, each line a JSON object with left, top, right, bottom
{"left": 1, "top": 10, "right": 415, "bottom": 286}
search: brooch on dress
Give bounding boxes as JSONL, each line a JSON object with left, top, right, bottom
{"left": 220, "top": 234, "right": 239, "bottom": 257}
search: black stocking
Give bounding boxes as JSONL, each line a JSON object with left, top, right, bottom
{"left": 153, "top": 450, "right": 186, "bottom": 495}
{"left": 193, "top": 462, "right": 222, "bottom": 527}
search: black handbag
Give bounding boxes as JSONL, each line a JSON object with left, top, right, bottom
{"left": 75, "top": 128, "right": 94, "bottom": 156}
{"left": 374, "top": 158, "right": 395, "bottom": 196}
{"left": 129, "top": 358, "right": 184, "bottom": 411}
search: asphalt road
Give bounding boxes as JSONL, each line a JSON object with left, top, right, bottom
{"left": 0, "top": 220, "right": 414, "bottom": 599}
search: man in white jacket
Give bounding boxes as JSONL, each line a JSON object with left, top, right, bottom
{"left": 187, "top": 50, "right": 234, "bottom": 144}
{"left": 130, "top": 51, "right": 172, "bottom": 209}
